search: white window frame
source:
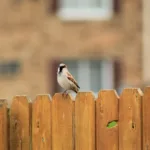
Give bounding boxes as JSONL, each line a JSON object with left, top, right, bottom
{"left": 57, "top": 0, "right": 113, "bottom": 21}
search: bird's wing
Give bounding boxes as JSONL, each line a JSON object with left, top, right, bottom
{"left": 66, "top": 72, "right": 80, "bottom": 88}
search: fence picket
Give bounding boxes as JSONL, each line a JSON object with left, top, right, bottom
{"left": 143, "top": 87, "right": 150, "bottom": 150}
{"left": 52, "top": 93, "right": 73, "bottom": 150}
{"left": 119, "top": 89, "right": 143, "bottom": 150}
{"left": 0, "top": 100, "right": 8, "bottom": 150}
{"left": 10, "top": 96, "right": 30, "bottom": 150}
{"left": 96, "top": 90, "right": 119, "bottom": 150}
{"left": 32, "top": 95, "right": 52, "bottom": 150}
{"left": 75, "top": 92, "right": 95, "bottom": 150}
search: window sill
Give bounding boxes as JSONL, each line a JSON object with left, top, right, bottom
{"left": 56, "top": 8, "right": 113, "bottom": 21}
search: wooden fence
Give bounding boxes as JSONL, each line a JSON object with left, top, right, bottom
{"left": 1, "top": 87, "right": 150, "bottom": 150}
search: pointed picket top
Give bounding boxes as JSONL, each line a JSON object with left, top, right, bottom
{"left": 98, "top": 89, "right": 119, "bottom": 101}
{"left": 53, "top": 93, "right": 73, "bottom": 101}
{"left": 36, "top": 94, "right": 52, "bottom": 99}
{"left": 120, "top": 88, "right": 143, "bottom": 97}
{"left": 119, "top": 88, "right": 143, "bottom": 150}
{"left": 11, "top": 95, "right": 29, "bottom": 107}
{"left": 33, "top": 94, "right": 52, "bottom": 103}
{"left": 75, "top": 91, "right": 95, "bottom": 101}
{"left": 120, "top": 88, "right": 143, "bottom": 106}
{"left": 10, "top": 96, "right": 29, "bottom": 118}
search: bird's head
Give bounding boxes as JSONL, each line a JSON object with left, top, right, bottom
{"left": 57, "top": 63, "right": 67, "bottom": 73}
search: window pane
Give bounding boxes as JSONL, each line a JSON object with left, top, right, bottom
{"left": 78, "top": 0, "right": 90, "bottom": 8}
{"left": 90, "top": 60, "right": 101, "bottom": 92}
{"left": 90, "top": 0, "right": 103, "bottom": 8}
{"left": 101, "top": 60, "right": 114, "bottom": 89}
{"left": 0, "top": 61, "right": 20, "bottom": 77}
{"left": 77, "top": 60, "right": 91, "bottom": 91}
{"left": 61, "top": 0, "right": 105, "bottom": 8}
{"left": 61, "top": 0, "right": 78, "bottom": 8}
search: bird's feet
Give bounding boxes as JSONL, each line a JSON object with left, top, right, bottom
{"left": 62, "top": 90, "right": 68, "bottom": 98}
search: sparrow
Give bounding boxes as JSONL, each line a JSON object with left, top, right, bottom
{"left": 57, "top": 63, "right": 80, "bottom": 94}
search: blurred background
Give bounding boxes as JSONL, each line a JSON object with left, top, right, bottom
{"left": 0, "top": 0, "right": 147, "bottom": 103}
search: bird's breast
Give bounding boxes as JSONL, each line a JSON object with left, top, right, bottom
{"left": 57, "top": 74, "right": 70, "bottom": 89}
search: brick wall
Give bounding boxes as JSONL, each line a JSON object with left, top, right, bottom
{"left": 0, "top": 0, "right": 142, "bottom": 103}
{"left": 143, "top": 0, "right": 150, "bottom": 84}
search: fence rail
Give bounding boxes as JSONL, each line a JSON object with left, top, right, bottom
{"left": 0, "top": 87, "right": 150, "bottom": 150}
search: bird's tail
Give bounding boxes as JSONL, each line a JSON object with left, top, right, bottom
{"left": 73, "top": 86, "right": 79, "bottom": 93}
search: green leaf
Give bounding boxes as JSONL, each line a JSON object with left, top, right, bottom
{"left": 107, "top": 120, "right": 118, "bottom": 128}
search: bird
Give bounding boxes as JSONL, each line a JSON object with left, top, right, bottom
{"left": 57, "top": 63, "right": 80, "bottom": 95}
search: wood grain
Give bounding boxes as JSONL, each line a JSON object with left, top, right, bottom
{"left": 0, "top": 99, "right": 8, "bottom": 150}
{"left": 32, "top": 95, "right": 51, "bottom": 150}
{"left": 75, "top": 92, "right": 95, "bottom": 150}
{"left": 119, "top": 89, "right": 143, "bottom": 150}
{"left": 52, "top": 93, "right": 73, "bottom": 150}
{"left": 96, "top": 90, "right": 119, "bottom": 150}
{"left": 10, "top": 96, "right": 30, "bottom": 150}
{"left": 143, "top": 87, "right": 150, "bottom": 150}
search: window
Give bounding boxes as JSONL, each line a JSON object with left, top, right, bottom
{"left": 57, "top": 0, "right": 113, "bottom": 20}
{"left": 0, "top": 61, "right": 21, "bottom": 77}
{"left": 57, "top": 59, "right": 114, "bottom": 97}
